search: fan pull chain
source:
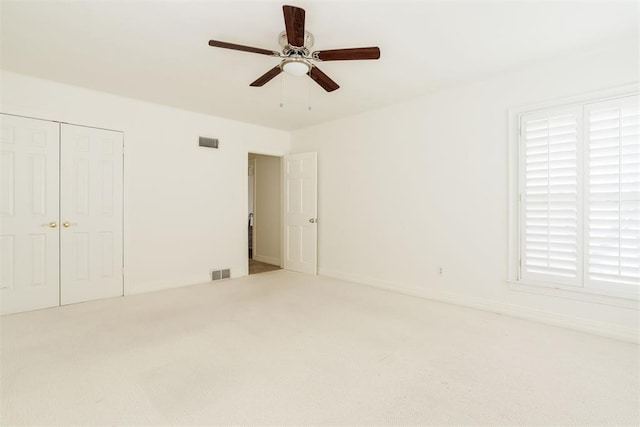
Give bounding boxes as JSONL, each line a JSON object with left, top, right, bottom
{"left": 279, "top": 74, "right": 284, "bottom": 108}
{"left": 308, "top": 78, "right": 312, "bottom": 111}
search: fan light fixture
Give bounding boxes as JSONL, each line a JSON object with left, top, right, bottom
{"left": 282, "top": 58, "right": 310, "bottom": 76}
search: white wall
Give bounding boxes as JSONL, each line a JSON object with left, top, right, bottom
{"left": 2, "top": 38, "right": 637, "bottom": 342}
{"left": 0, "top": 70, "right": 290, "bottom": 294}
{"left": 253, "top": 154, "right": 281, "bottom": 266}
{"left": 290, "top": 38, "right": 640, "bottom": 342}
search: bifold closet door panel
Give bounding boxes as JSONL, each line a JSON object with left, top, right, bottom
{"left": 60, "top": 124, "right": 123, "bottom": 305}
{"left": 0, "top": 114, "right": 60, "bottom": 315}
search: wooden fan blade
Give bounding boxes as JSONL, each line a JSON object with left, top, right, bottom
{"left": 313, "top": 47, "right": 381, "bottom": 61}
{"left": 308, "top": 66, "right": 339, "bottom": 92}
{"left": 250, "top": 66, "right": 283, "bottom": 87}
{"left": 208, "top": 40, "right": 278, "bottom": 56}
{"left": 283, "top": 5, "right": 305, "bottom": 47}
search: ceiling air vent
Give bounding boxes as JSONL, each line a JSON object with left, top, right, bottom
{"left": 199, "top": 136, "right": 219, "bottom": 149}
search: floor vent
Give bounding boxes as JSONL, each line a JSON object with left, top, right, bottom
{"left": 210, "top": 268, "right": 231, "bottom": 281}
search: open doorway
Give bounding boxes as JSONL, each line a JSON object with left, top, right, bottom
{"left": 248, "top": 153, "right": 283, "bottom": 275}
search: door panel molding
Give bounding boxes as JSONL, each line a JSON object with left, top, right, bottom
{"left": 0, "top": 114, "right": 124, "bottom": 315}
{"left": 60, "top": 123, "right": 123, "bottom": 305}
{"left": 0, "top": 114, "right": 60, "bottom": 315}
{"left": 283, "top": 152, "right": 317, "bottom": 274}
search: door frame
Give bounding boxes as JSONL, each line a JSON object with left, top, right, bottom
{"left": 248, "top": 157, "right": 256, "bottom": 260}
{"left": 246, "top": 151, "right": 284, "bottom": 272}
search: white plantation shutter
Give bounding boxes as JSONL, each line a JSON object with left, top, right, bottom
{"left": 518, "top": 93, "right": 640, "bottom": 296}
{"left": 585, "top": 95, "right": 640, "bottom": 291}
{"left": 520, "top": 108, "right": 582, "bottom": 286}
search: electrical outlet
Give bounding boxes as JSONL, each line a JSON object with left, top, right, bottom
{"left": 438, "top": 267, "right": 444, "bottom": 275}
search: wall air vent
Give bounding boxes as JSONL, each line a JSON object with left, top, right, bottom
{"left": 210, "top": 268, "right": 231, "bottom": 281}
{"left": 199, "top": 136, "right": 219, "bottom": 149}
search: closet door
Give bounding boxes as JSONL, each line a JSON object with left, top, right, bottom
{"left": 0, "top": 114, "right": 60, "bottom": 315}
{"left": 60, "top": 124, "right": 123, "bottom": 305}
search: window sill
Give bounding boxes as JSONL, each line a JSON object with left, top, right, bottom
{"left": 508, "top": 280, "right": 639, "bottom": 310}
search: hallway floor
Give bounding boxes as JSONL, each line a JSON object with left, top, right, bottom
{"left": 248, "top": 259, "right": 281, "bottom": 275}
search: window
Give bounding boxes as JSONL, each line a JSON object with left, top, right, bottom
{"left": 516, "top": 93, "right": 639, "bottom": 298}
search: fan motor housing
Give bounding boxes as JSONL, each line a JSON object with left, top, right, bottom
{"left": 279, "top": 30, "right": 314, "bottom": 55}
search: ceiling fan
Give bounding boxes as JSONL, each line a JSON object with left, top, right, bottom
{"left": 208, "top": 5, "right": 381, "bottom": 92}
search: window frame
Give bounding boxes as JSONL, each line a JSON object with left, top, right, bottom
{"left": 508, "top": 84, "right": 640, "bottom": 308}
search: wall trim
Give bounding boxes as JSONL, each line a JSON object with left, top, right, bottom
{"left": 508, "top": 280, "right": 638, "bottom": 309}
{"left": 319, "top": 268, "right": 639, "bottom": 344}
{"left": 125, "top": 275, "right": 211, "bottom": 296}
{"left": 253, "top": 254, "right": 281, "bottom": 267}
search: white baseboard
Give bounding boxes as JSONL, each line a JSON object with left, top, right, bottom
{"left": 125, "top": 275, "right": 209, "bottom": 296}
{"left": 319, "top": 268, "right": 639, "bottom": 344}
{"left": 253, "top": 254, "right": 281, "bottom": 267}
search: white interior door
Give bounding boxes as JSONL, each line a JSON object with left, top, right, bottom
{"left": 60, "top": 124, "right": 123, "bottom": 305}
{"left": 283, "top": 152, "right": 317, "bottom": 274}
{"left": 0, "top": 114, "right": 60, "bottom": 315}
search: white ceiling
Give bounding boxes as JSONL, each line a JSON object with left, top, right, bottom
{"left": 1, "top": 0, "right": 638, "bottom": 130}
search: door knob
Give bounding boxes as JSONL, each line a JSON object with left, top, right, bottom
{"left": 63, "top": 222, "right": 71, "bottom": 228}
{"left": 309, "top": 218, "right": 317, "bottom": 224}
{"left": 46, "top": 221, "right": 57, "bottom": 228}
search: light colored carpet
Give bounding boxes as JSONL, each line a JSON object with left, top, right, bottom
{"left": 1, "top": 270, "right": 638, "bottom": 426}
